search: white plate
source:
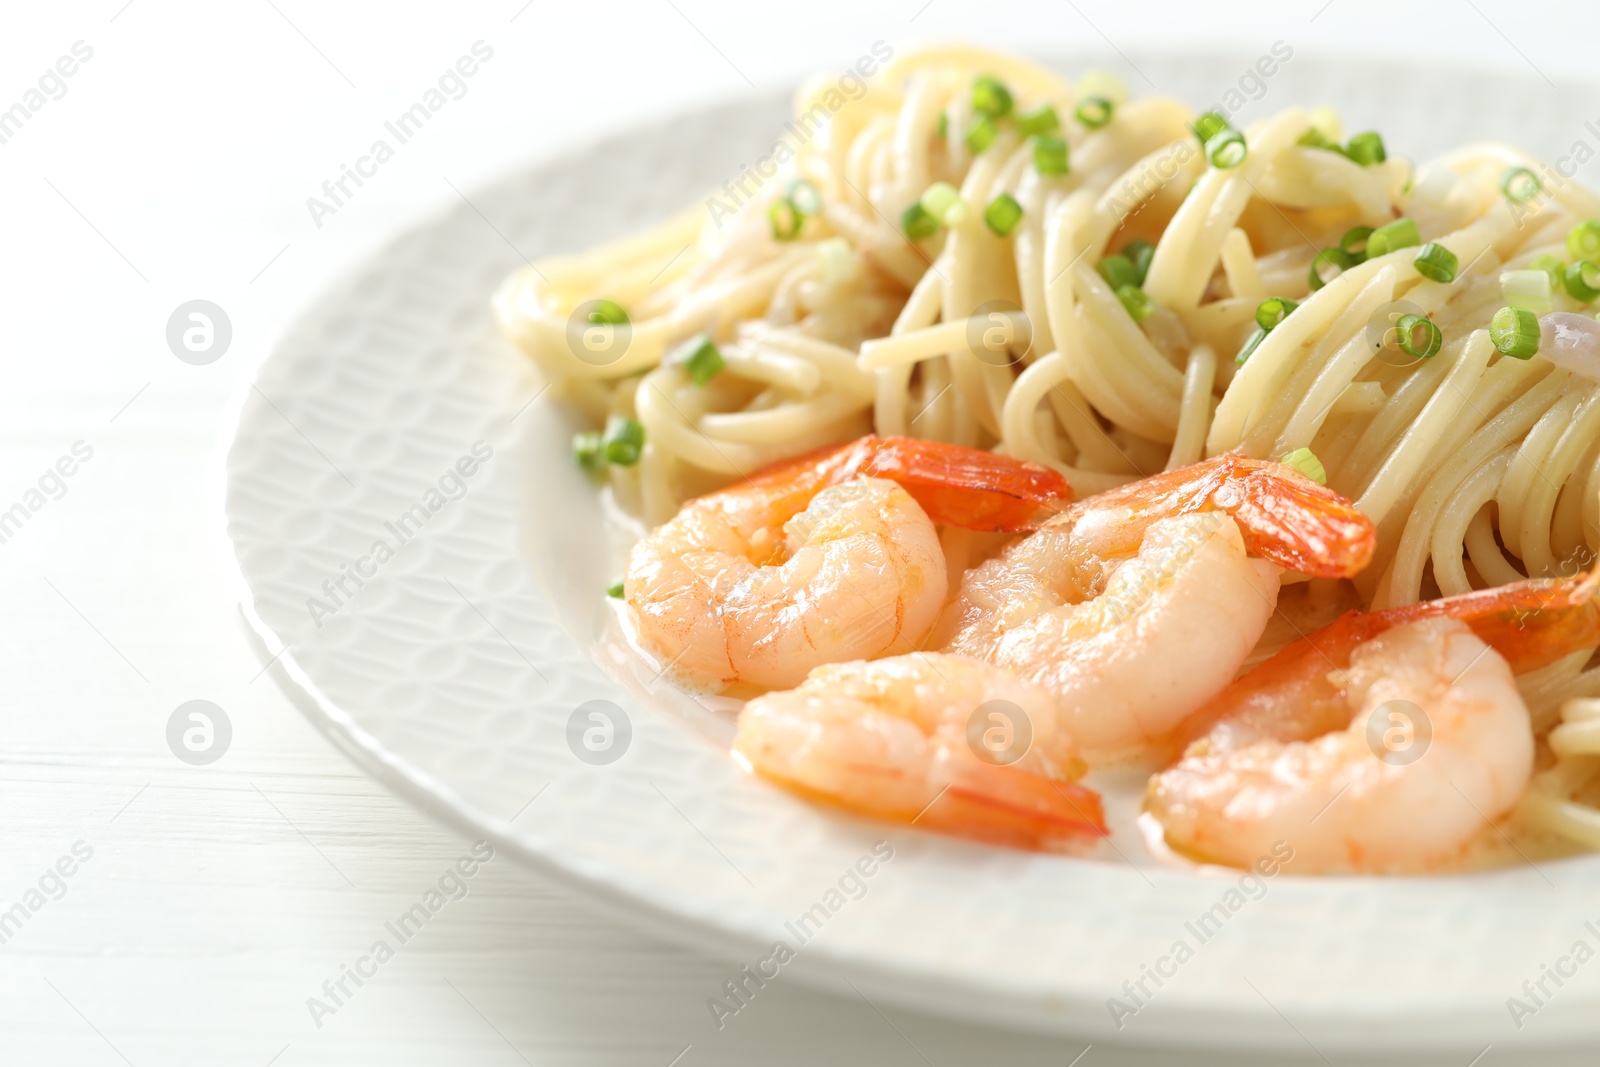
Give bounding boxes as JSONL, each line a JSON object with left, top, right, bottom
{"left": 222, "top": 52, "right": 1600, "bottom": 1052}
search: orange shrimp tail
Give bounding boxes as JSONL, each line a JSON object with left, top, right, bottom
{"left": 1224, "top": 459, "right": 1376, "bottom": 578}
{"left": 917, "top": 747, "right": 1108, "bottom": 851}
{"left": 740, "top": 434, "right": 1074, "bottom": 532}
{"left": 1086, "top": 453, "right": 1375, "bottom": 577}
{"left": 1370, "top": 563, "right": 1600, "bottom": 674}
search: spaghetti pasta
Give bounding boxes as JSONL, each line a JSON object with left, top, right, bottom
{"left": 494, "top": 45, "right": 1600, "bottom": 857}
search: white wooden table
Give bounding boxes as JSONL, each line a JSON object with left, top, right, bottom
{"left": 4, "top": 2, "right": 1597, "bottom": 1063}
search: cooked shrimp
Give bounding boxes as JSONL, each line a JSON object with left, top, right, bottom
{"left": 936, "top": 454, "right": 1377, "bottom": 763}
{"left": 1149, "top": 567, "right": 1600, "bottom": 872}
{"left": 626, "top": 435, "right": 1072, "bottom": 692}
{"left": 1148, "top": 618, "right": 1531, "bottom": 873}
{"left": 733, "top": 652, "right": 1106, "bottom": 850}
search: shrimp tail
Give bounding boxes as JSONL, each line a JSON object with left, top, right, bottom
{"left": 1372, "top": 560, "right": 1600, "bottom": 674}
{"left": 918, "top": 745, "right": 1108, "bottom": 850}
{"left": 741, "top": 435, "right": 1073, "bottom": 533}
{"left": 1064, "top": 453, "right": 1374, "bottom": 577}
{"left": 1174, "top": 562, "right": 1600, "bottom": 755}
{"left": 1221, "top": 457, "right": 1377, "bottom": 578}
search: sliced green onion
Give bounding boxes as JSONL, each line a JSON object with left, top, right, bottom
{"left": 1366, "top": 217, "right": 1420, "bottom": 258}
{"left": 1491, "top": 305, "right": 1541, "bottom": 359}
{"left": 1395, "top": 314, "right": 1442, "bottom": 359}
{"left": 1298, "top": 127, "right": 1339, "bottom": 152}
{"left": 1565, "top": 260, "right": 1600, "bottom": 303}
{"left": 984, "top": 192, "right": 1024, "bottom": 237}
{"left": 768, "top": 199, "right": 802, "bottom": 241}
{"left": 1236, "top": 326, "right": 1268, "bottom": 365}
{"left": 1016, "top": 104, "right": 1060, "bottom": 137}
{"left": 1115, "top": 284, "right": 1155, "bottom": 323}
{"left": 572, "top": 430, "right": 605, "bottom": 471}
{"left": 1309, "top": 248, "right": 1358, "bottom": 291}
{"left": 1501, "top": 166, "right": 1541, "bottom": 204}
{"left": 1501, "top": 268, "right": 1553, "bottom": 313}
{"left": 588, "top": 299, "right": 629, "bottom": 326}
{"left": 972, "top": 75, "right": 1013, "bottom": 118}
{"left": 901, "top": 202, "right": 939, "bottom": 241}
{"left": 965, "top": 115, "right": 999, "bottom": 155}
{"left": 1280, "top": 447, "right": 1327, "bottom": 485}
{"left": 1255, "top": 297, "right": 1297, "bottom": 331}
{"left": 936, "top": 112, "right": 948, "bottom": 140}
{"left": 1343, "top": 131, "right": 1386, "bottom": 166}
{"left": 602, "top": 416, "right": 646, "bottom": 465}
{"left": 1413, "top": 242, "right": 1459, "bottom": 283}
{"left": 1206, "top": 129, "right": 1247, "bottom": 169}
{"left": 788, "top": 179, "right": 822, "bottom": 217}
{"left": 671, "top": 333, "right": 725, "bottom": 386}
{"left": 920, "top": 181, "right": 967, "bottom": 225}
{"left": 1191, "top": 110, "right": 1230, "bottom": 145}
{"left": 1075, "top": 96, "right": 1114, "bottom": 129}
{"left": 1076, "top": 69, "right": 1129, "bottom": 106}
{"left": 1033, "top": 134, "right": 1070, "bottom": 176}
{"left": 1124, "top": 238, "right": 1155, "bottom": 285}
{"left": 1340, "top": 226, "right": 1374, "bottom": 260}
{"left": 1097, "top": 253, "right": 1140, "bottom": 291}
{"left": 1529, "top": 254, "right": 1566, "bottom": 292}
{"left": 1569, "top": 221, "right": 1600, "bottom": 261}
{"left": 606, "top": 578, "right": 625, "bottom": 599}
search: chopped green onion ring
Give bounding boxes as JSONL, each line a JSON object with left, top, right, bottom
{"left": 1309, "top": 247, "right": 1358, "bottom": 291}
{"left": 588, "top": 299, "right": 629, "bottom": 326}
{"left": 965, "top": 115, "right": 999, "bottom": 155}
{"left": 572, "top": 430, "right": 605, "bottom": 471}
{"left": 1413, "top": 242, "right": 1459, "bottom": 283}
{"left": 1097, "top": 253, "right": 1140, "bottom": 291}
{"left": 671, "top": 333, "right": 725, "bottom": 386}
{"left": 1124, "top": 238, "right": 1155, "bottom": 285}
{"left": 1075, "top": 96, "right": 1114, "bottom": 129}
{"left": 1255, "top": 297, "right": 1297, "bottom": 331}
{"left": 768, "top": 198, "right": 802, "bottom": 241}
{"left": 901, "top": 202, "right": 939, "bottom": 241}
{"left": 1502, "top": 268, "right": 1554, "bottom": 313}
{"left": 1570, "top": 220, "right": 1600, "bottom": 261}
{"left": 972, "top": 75, "right": 1013, "bottom": 118}
{"left": 983, "top": 192, "right": 1024, "bottom": 237}
{"left": 1501, "top": 167, "right": 1542, "bottom": 204}
{"left": 1033, "top": 134, "right": 1070, "bottom": 176}
{"left": 1191, "top": 110, "right": 1230, "bottom": 145}
{"left": 1566, "top": 260, "right": 1600, "bottom": 303}
{"left": 1280, "top": 447, "right": 1327, "bottom": 485}
{"left": 602, "top": 416, "right": 646, "bottom": 466}
{"left": 1206, "top": 128, "right": 1247, "bottom": 169}
{"left": 1340, "top": 226, "right": 1374, "bottom": 260}
{"left": 1366, "top": 217, "right": 1420, "bottom": 258}
{"left": 1115, "top": 284, "right": 1155, "bottom": 323}
{"left": 787, "top": 179, "right": 822, "bottom": 217}
{"left": 1490, "top": 305, "right": 1541, "bottom": 359}
{"left": 1016, "top": 104, "right": 1060, "bottom": 137}
{"left": 1344, "top": 131, "right": 1387, "bottom": 166}
{"left": 1395, "top": 314, "right": 1442, "bottom": 359}
{"left": 1529, "top": 254, "right": 1566, "bottom": 292}
{"left": 606, "top": 578, "right": 625, "bottom": 599}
